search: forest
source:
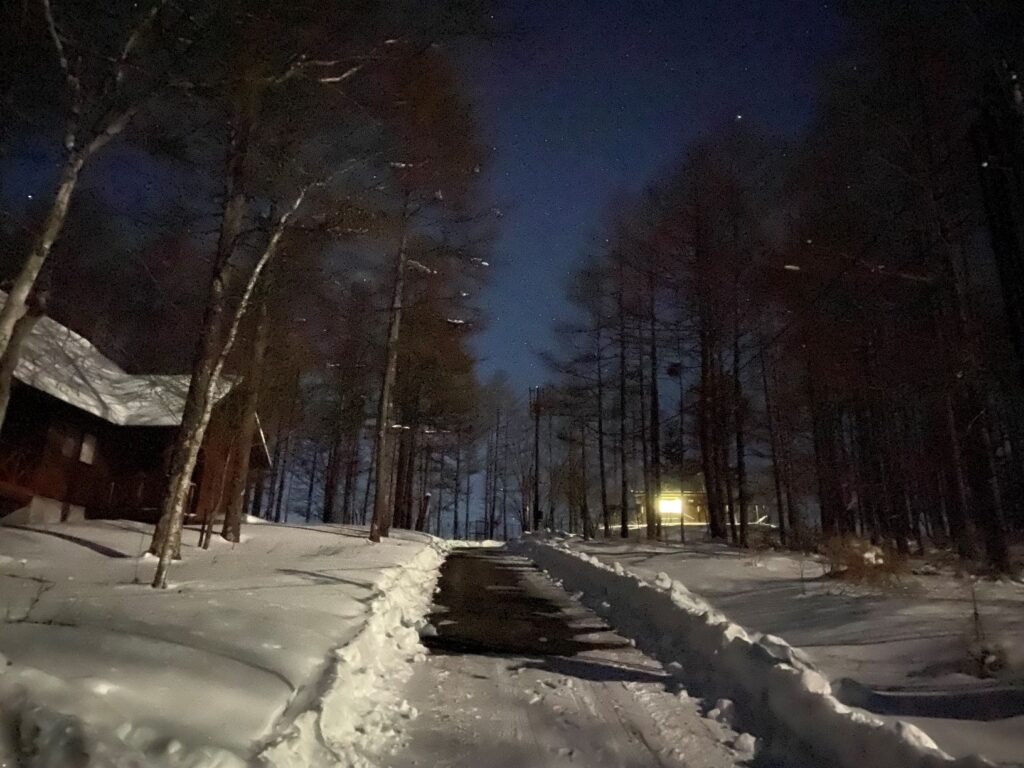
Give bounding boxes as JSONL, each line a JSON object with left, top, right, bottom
{"left": 2, "top": 3, "right": 1023, "bottom": 766}
{"left": 537, "top": 1, "right": 1024, "bottom": 573}
{"left": 2, "top": 0, "right": 1024, "bottom": 585}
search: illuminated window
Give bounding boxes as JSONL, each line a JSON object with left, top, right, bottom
{"left": 656, "top": 495, "right": 682, "bottom": 517}
{"left": 79, "top": 433, "right": 97, "bottom": 465}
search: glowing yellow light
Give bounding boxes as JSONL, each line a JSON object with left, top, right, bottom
{"left": 656, "top": 495, "right": 683, "bottom": 518}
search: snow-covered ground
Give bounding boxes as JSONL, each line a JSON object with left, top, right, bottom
{"left": 0, "top": 519, "right": 444, "bottom": 767}
{"left": 524, "top": 535, "right": 1024, "bottom": 767}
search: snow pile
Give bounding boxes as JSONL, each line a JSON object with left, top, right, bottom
{"left": 519, "top": 539, "right": 994, "bottom": 768}
{"left": 446, "top": 539, "right": 505, "bottom": 549}
{"left": 548, "top": 537, "right": 1024, "bottom": 763}
{"left": 259, "top": 541, "right": 446, "bottom": 767}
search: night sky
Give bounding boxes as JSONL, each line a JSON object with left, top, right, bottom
{"left": 462, "top": 1, "right": 841, "bottom": 392}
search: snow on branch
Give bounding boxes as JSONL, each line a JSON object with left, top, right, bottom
{"left": 115, "top": 0, "right": 171, "bottom": 87}
{"left": 407, "top": 259, "right": 437, "bottom": 275}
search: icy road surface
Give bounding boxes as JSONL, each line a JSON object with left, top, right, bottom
{"left": 392, "top": 550, "right": 749, "bottom": 768}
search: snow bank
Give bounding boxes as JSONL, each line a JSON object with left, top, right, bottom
{"left": 445, "top": 539, "right": 504, "bottom": 549}
{"left": 259, "top": 541, "right": 446, "bottom": 767}
{"left": 518, "top": 539, "right": 994, "bottom": 768}
{"left": 0, "top": 522, "right": 445, "bottom": 768}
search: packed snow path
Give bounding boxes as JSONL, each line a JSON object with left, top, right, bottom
{"left": 392, "top": 550, "right": 749, "bottom": 768}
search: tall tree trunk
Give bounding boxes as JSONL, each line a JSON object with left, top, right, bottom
{"left": 382, "top": 427, "right": 402, "bottom": 536}
{"left": 698, "top": 326, "right": 723, "bottom": 538}
{"left": 249, "top": 467, "right": 266, "bottom": 520}
{"left": 304, "top": 447, "right": 318, "bottom": 523}
{"left": 273, "top": 431, "right": 293, "bottom": 523}
{"left": 414, "top": 446, "right": 431, "bottom": 532}
{"left": 265, "top": 434, "right": 285, "bottom": 520}
{"left": 595, "top": 327, "right": 610, "bottom": 536}
{"left": 464, "top": 444, "right": 472, "bottom": 539}
{"left": 532, "top": 388, "right": 542, "bottom": 531}
{"left": 436, "top": 446, "right": 446, "bottom": 537}
{"left": 648, "top": 279, "right": 662, "bottom": 540}
{"left": 341, "top": 430, "right": 359, "bottom": 524}
{"left": 484, "top": 421, "right": 494, "bottom": 538}
{"left": 676, "top": 332, "right": 687, "bottom": 543}
{"left": 393, "top": 427, "right": 412, "bottom": 530}
{"left": 546, "top": 411, "right": 555, "bottom": 529}
{"left": 715, "top": 348, "right": 737, "bottom": 544}
{"left": 452, "top": 442, "right": 462, "bottom": 539}
{"left": 638, "top": 320, "right": 654, "bottom": 540}
{"left": 0, "top": 155, "right": 84, "bottom": 384}
{"left": 149, "top": 89, "right": 258, "bottom": 582}
{"left": 322, "top": 437, "right": 343, "bottom": 524}
{"left": 733, "top": 321, "right": 749, "bottom": 549}
{"left": 402, "top": 429, "right": 418, "bottom": 529}
{"left": 617, "top": 269, "right": 630, "bottom": 538}
{"left": 761, "top": 347, "right": 787, "bottom": 546}
{"left": 370, "top": 195, "right": 411, "bottom": 543}
{"left": 221, "top": 295, "right": 269, "bottom": 543}
{"left": 360, "top": 435, "right": 375, "bottom": 526}
{"left": 151, "top": 88, "right": 306, "bottom": 586}
{"left": 580, "top": 425, "right": 592, "bottom": 539}
{"left": 807, "top": 366, "right": 843, "bottom": 539}
{"left": 501, "top": 418, "right": 509, "bottom": 540}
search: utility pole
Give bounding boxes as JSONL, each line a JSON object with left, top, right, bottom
{"left": 531, "top": 386, "right": 542, "bottom": 531}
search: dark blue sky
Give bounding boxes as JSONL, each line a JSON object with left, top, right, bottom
{"left": 461, "top": 1, "right": 841, "bottom": 391}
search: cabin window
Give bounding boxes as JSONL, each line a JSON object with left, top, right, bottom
{"left": 79, "top": 433, "right": 97, "bottom": 465}
{"left": 60, "top": 434, "right": 78, "bottom": 458}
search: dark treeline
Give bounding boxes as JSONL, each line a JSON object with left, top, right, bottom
{"left": 0, "top": 0, "right": 519, "bottom": 585}
{"left": 541, "top": 0, "right": 1024, "bottom": 572}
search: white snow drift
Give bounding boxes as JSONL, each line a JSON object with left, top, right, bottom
{"left": 519, "top": 538, "right": 995, "bottom": 768}
{"left": 0, "top": 520, "right": 445, "bottom": 767}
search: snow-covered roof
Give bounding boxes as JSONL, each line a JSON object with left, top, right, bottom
{"left": 6, "top": 293, "right": 233, "bottom": 427}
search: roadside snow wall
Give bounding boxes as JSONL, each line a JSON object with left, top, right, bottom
{"left": 258, "top": 540, "right": 446, "bottom": 768}
{"left": 519, "top": 539, "right": 993, "bottom": 768}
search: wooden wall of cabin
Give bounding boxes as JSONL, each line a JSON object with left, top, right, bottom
{"left": 0, "top": 383, "right": 172, "bottom": 518}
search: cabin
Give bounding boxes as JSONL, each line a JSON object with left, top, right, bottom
{"left": 634, "top": 483, "right": 711, "bottom": 528}
{"left": 0, "top": 304, "right": 267, "bottom": 526}
{"left": 636, "top": 478, "right": 773, "bottom": 531}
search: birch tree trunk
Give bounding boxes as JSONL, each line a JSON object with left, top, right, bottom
{"left": 148, "top": 88, "right": 257, "bottom": 581}
{"left": 155, "top": 218, "right": 302, "bottom": 586}
{"left": 150, "top": 167, "right": 310, "bottom": 585}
